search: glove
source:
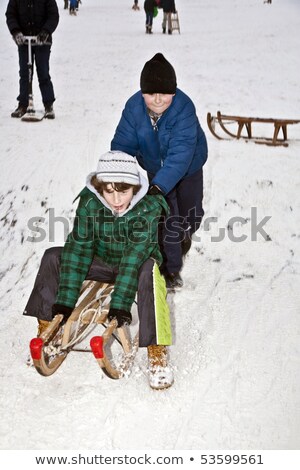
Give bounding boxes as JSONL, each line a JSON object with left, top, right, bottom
{"left": 147, "top": 185, "right": 163, "bottom": 196}
{"left": 13, "top": 32, "right": 25, "bottom": 46}
{"left": 37, "top": 30, "right": 49, "bottom": 44}
{"left": 52, "top": 303, "right": 73, "bottom": 321}
{"left": 107, "top": 308, "right": 132, "bottom": 328}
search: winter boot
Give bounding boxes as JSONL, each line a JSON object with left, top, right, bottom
{"left": 11, "top": 104, "right": 27, "bottom": 118}
{"left": 44, "top": 103, "right": 55, "bottom": 119}
{"left": 148, "top": 26, "right": 153, "bottom": 34}
{"left": 164, "top": 272, "right": 183, "bottom": 290}
{"left": 147, "top": 345, "right": 174, "bottom": 390}
{"left": 162, "top": 27, "right": 166, "bottom": 34}
{"left": 37, "top": 319, "right": 51, "bottom": 337}
{"left": 168, "top": 29, "right": 172, "bottom": 34}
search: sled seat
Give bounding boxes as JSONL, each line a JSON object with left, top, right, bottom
{"left": 207, "top": 110, "right": 300, "bottom": 146}
{"left": 220, "top": 113, "right": 300, "bottom": 145}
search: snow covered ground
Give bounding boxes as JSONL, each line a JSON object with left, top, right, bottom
{"left": 0, "top": 0, "right": 299, "bottom": 457}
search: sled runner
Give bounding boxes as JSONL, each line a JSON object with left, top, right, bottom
{"left": 21, "top": 36, "right": 49, "bottom": 122}
{"left": 207, "top": 111, "right": 300, "bottom": 147}
{"left": 171, "top": 12, "right": 180, "bottom": 34}
{"left": 29, "top": 281, "right": 139, "bottom": 379}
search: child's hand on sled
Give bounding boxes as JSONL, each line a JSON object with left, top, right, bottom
{"left": 37, "top": 30, "right": 49, "bottom": 44}
{"left": 13, "top": 32, "right": 25, "bottom": 46}
{"left": 107, "top": 308, "right": 132, "bottom": 328}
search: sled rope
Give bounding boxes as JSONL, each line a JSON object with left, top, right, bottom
{"left": 43, "top": 289, "right": 113, "bottom": 356}
{"left": 61, "top": 292, "right": 112, "bottom": 350}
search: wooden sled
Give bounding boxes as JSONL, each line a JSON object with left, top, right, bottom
{"left": 171, "top": 12, "right": 180, "bottom": 34}
{"left": 29, "top": 281, "right": 138, "bottom": 379}
{"left": 207, "top": 111, "right": 300, "bottom": 147}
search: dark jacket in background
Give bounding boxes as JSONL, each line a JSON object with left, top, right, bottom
{"left": 144, "top": 0, "right": 157, "bottom": 13}
{"left": 161, "top": 0, "right": 176, "bottom": 13}
{"left": 6, "top": 0, "right": 59, "bottom": 42}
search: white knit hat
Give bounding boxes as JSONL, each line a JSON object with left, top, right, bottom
{"left": 96, "top": 151, "right": 140, "bottom": 185}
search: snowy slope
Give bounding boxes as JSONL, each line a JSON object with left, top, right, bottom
{"left": 0, "top": 0, "right": 299, "bottom": 451}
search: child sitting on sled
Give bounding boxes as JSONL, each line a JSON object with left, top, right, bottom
{"left": 24, "top": 151, "right": 173, "bottom": 389}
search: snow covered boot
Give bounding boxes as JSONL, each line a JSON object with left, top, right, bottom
{"left": 164, "top": 272, "right": 183, "bottom": 290}
{"left": 147, "top": 345, "right": 174, "bottom": 390}
{"left": 11, "top": 104, "right": 27, "bottom": 118}
{"left": 37, "top": 319, "right": 51, "bottom": 337}
{"left": 44, "top": 103, "right": 55, "bottom": 119}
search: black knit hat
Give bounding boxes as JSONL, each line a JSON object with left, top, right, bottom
{"left": 140, "top": 53, "right": 177, "bottom": 94}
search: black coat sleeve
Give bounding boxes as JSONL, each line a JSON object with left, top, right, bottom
{"left": 6, "top": 0, "right": 20, "bottom": 35}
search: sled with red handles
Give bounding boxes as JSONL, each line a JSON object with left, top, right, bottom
{"left": 29, "top": 281, "right": 138, "bottom": 379}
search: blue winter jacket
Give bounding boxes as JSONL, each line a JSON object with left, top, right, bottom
{"left": 111, "top": 89, "right": 208, "bottom": 195}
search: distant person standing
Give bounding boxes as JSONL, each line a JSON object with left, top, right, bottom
{"left": 161, "top": 0, "right": 176, "bottom": 34}
{"left": 69, "top": 0, "right": 77, "bottom": 15}
{"left": 144, "top": 0, "right": 156, "bottom": 34}
{"left": 132, "top": 0, "right": 140, "bottom": 10}
{"left": 6, "top": 0, "right": 59, "bottom": 119}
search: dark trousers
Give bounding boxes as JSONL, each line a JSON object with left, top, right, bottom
{"left": 17, "top": 44, "right": 55, "bottom": 107}
{"left": 158, "top": 168, "right": 204, "bottom": 273}
{"left": 145, "top": 13, "right": 154, "bottom": 26}
{"left": 23, "top": 247, "right": 166, "bottom": 347}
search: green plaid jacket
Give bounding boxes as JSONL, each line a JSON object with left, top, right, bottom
{"left": 56, "top": 187, "right": 169, "bottom": 312}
